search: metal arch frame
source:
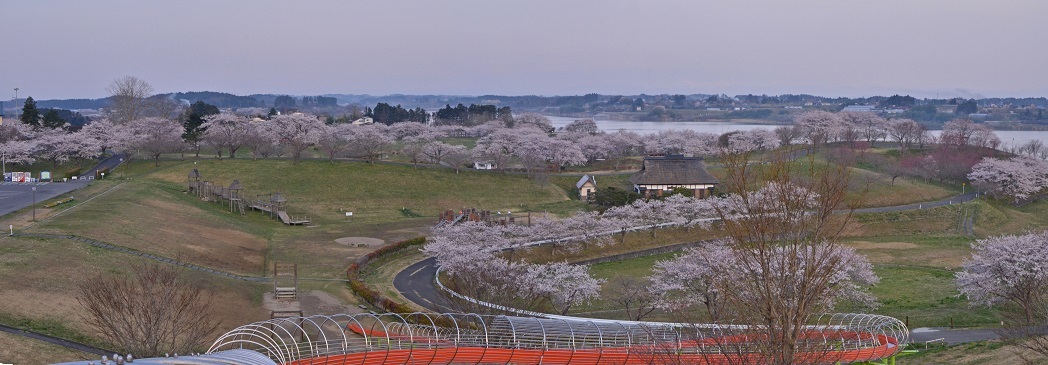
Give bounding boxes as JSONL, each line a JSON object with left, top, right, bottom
{"left": 208, "top": 312, "right": 909, "bottom": 365}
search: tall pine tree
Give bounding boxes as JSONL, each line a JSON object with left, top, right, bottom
{"left": 20, "top": 97, "right": 41, "bottom": 127}
{"left": 42, "top": 109, "right": 67, "bottom": 129}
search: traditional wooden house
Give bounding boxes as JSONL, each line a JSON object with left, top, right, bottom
{"left": 630, "top": 155, "right": 719, "bottom": 198}
{"left": 575, "top": 174, "right": 597, "bottom": 200}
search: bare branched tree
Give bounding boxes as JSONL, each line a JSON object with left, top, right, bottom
{"left": 106, "top": 76, "right": 155, "bottom": 124}
{"left": 699, "top": 148, "right": 872, "bottom": 365}
{"left": 608, "top": 276, "right": 659, "bottom": 321}
{"left": 76, "top": 263, "right": 220, "bottom": 357}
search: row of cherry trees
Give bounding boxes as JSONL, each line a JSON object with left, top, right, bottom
{"left": 423, "top": 194, "right": 718, "bottom": 314}
{"left": 789, "top": 111, "right": 1001, "bottom": 150}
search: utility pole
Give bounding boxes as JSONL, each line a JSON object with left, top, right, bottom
{"left": 32, "top": 186, "right": 37, "bottom": 222}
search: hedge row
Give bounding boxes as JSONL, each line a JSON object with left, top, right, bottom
{"left": 346, "top": 236, "right": 426, "bottom": 315}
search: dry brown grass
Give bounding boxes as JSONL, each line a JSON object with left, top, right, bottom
{"left": 907, "top": 341, "right": 1048, "bottom": 365}
{"left": 32, "top": 183, "right": 269, "bottom": 275}
{"left": 0, "top": 235, "right": 270, "bottom": 352}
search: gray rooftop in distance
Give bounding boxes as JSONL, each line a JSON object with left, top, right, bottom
{"left": 630, "top": 155, "right": 719, "bottom": 185}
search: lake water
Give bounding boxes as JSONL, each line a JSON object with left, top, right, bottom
{"left": 546, "top": 116, "right": 1048, "bottom": 151}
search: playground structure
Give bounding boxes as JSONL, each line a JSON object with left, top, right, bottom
{"left": 435, "top": 207, "right": 530, "bottom": 228}
{"left": 207, "top": 312, "right": 908, "bottom": 365}
{"left": 188, "top": 169, "right": 311, "bottom": 225}
{"left": 273, "top": 262, "right": 299, "bottom": 301}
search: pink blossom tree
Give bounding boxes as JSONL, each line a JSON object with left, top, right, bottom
{"left": 316, "top": 123, "right": 354, "bottom": 162}
{"left": 840, "top": 111, "right": 887, "bottom": 143}
{"left": 422, "top": 140, "right": 459, "bottom": 165}
{"left": 442, "top": 145, "right": 471, "bottom": 173}
{"left": 242, "top": 121, "right": 280, "bottom": 160}
{"left": 524, "top": 262, "right": 604, "bottom": 315}
{"left": 968, "top": 156, "right": 1048, "bottom": 203}
{"left": 200, "top": 114, "right": 250, "bottom": 158}
{"left": 794, "top": 110, "right": 842, "bottom": 148}
{"left": 128, "top": 117, "right": 184, "bottom": 166}
{"left": 80, "top": 119, "right": 125, "bottom": 156}
{"left": 957, "top": 231, "right": 1048, "bottom": 325}
{"left": 347, "top": 124, "right": 393, "bottom": 163}
{"left": 547, "top": 139, "right": 586, "bottom": 172}
{"left": 270, "top": 113, "right": 323, "bottom": 162}
{"left": 886, "top": 119, "right": 922, "bottom": 151}
{"left": 941, "top": 118, "right": 979, "bottom": 146}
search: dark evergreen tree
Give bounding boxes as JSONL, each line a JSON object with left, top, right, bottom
{"left": 42, "top": 109, "right": 67, "bottom": 129}
{"left": 182, "top": 101, "right": 220, "bottom": 143}
{"left": 956, "top": 99, "right": 979, "bottom": 115}
{"left": 268, "top": 107, "right": 278, "bottom": 118}
{"left": 20, "top": 97, "right": 41, "bottom": 127}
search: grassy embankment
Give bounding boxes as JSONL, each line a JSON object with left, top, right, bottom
{"left": 0, "top": 156, "right": 575, "bottom": 363}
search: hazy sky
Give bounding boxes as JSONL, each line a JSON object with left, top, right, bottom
{"left": 3, "top": 0, "right": 1046, "bottom": 100}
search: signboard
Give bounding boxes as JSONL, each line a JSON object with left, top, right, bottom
{"left": 41, "top": 171, "right": 51, "bottom": 181}
{"left": 12, "top": 172, "right": 26, "bottom": 183}
{"left": 2, "top": 173, "right": 9, "bottom": 182}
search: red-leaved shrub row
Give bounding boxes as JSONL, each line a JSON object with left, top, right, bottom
{"left": 346, "top": 237, "right": 426, "bottom": 314}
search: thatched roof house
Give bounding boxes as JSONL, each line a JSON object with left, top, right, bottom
{"left": 630, "top": 155, "right": 718, "bottom": 198}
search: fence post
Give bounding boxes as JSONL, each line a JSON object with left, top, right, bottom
{"left": 950, "top": 317, "right": 954, "bottom": 329}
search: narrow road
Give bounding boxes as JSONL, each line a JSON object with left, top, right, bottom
{"left": 0, "top": 323, "right": 110, "bottom": 356}
{"left": 394, "top": 258, "right": 458, "bottom": 313}
{"left": 0, "top": 153, "right": 127, "bottom": 217}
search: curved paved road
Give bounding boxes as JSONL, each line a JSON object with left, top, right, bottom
{"left": 395, "top": 191, "right": 995, "bottom": 345}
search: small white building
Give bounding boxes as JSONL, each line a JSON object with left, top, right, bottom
{"left": 575, "top": 175, "right": 597, "bottom": 200}
{"left": 351, "top": 117, "right": 374, "bottom": 125}
{"left": 473, "top": 161, "right": 496, "bottom": 170}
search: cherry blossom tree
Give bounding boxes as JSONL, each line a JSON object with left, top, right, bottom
{"left": 347, "top": 124, "right": 393, "bottom": 163}
{"left": 968, "top": 156, "right": 1048, "bottom": 203}
{"left": 840, "top": 111, "right": 887, "bottom": 143}
{"left": 442, "top": 145, "right": 471, "bottom": 173}
{"left": 270, "top": 113, "right": 323, "bottom": 162}
{"left": 514, "top": 113, "right": 554, "bottom": 133}
{"left": 562, "top": 119, "right": 600, "bottom": 134}
{"left": 577, "top": 134, "right": 612, "bottom": 163}
{"left": 525, "top": 262, "right": 603, "bottom": 315}
{"left": 941, "top": 118, "right": 979, "bottom": 146}
{"left": 30, "top": 130, "right": 74, "bottom": 168}
{"left": 471, "top": 135, "right": 514, "bottom": 172}
{"left": 957, "top": 231, "right": 1048, "bottom": 325}
{"left": 422, "top": 141, "right": 459, "bottom": 165}
{"left": 547, "top": 139, "right": 586, "bottom": 172}
{"left": 649, "top": 241, "right": 734, "bottom": 321}
{"left": 606, "top": 276, "right": 660, "bottom": 321}
{"left": 128, "top": 117, "right": 184, "bottom": 166}
{"left": 794, "top": 110, "right": 841, "bottom": 148}
{"left": 200, "top": 114, "right": 250, "bottom": 158}
{"left": 242, "top": 121, "right": 280, "bottom": 160}
{"left": 773, "top": 125, "right": 803, "bottom": 147}
{"left": 886, "top": 119, "right": 922, "bottom": 151}
{"left": 0, "top": 139, "right": 37, "bottom": 168}
{"left": 316, "top": 123, "right": 354, "bottom": 162}
{"left": 79, "top": 119, "right": 121, "bottom": 156}
{"left": 645, "top": 130, "right": 718, "bottom": 156}
{"left": 969, "top": 124, "right": 1001, "bottom": 150}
